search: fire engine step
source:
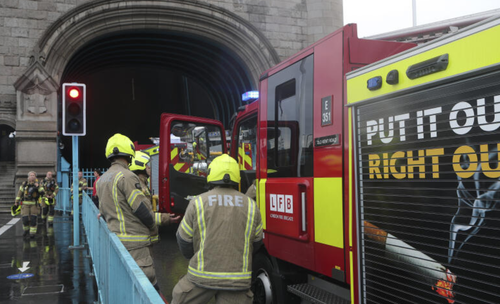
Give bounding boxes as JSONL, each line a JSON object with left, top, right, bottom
{"left": 287, "top": 283, "right": 350, "bottom": 304}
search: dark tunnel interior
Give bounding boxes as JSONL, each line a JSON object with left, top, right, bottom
{"left": 59, "top": 30, "right": 255, "bottom": 168}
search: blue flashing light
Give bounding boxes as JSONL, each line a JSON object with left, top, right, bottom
{"left": 367, "top": 76, "right": 382, "bottom": 91}
{"left": 242, "top": 91, "right": 259, "bottom": 101}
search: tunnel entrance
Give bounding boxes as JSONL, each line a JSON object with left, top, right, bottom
{"left": 60, "top": 30, "right": 255, "bottom": 168}
{"left": 0, "top": 125, "right": 15, "bottom": 162}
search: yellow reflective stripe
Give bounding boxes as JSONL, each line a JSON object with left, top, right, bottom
{"left": 195, "top": 197, "right": 206, "bottom": 271}
{"left": 174, "top": 163, "right": 185, "bottom": 171}
{"left": 314, "top": 177, "right": 344, "bottom": 248}
{"left": 112, "top": 172, "right": 126, "bottom": 234}
{"left": 181, "top": 218, "right": 193, "bottom": 237}
{"left": 238, "top": 146, "right": 245, "bottom": 169}
{"left": 155, "top": 213, "right": 161, "bottom": 226}
{"left": 127, "top": 189, "right": 142, "bottom": 207}
{"left": 257, "top": 179, "right": 266, "bottom": 230}
{"left": 171, "top": 147, "right": 178, "bottom": 160}
{"left": 349, "top": 107, "right": 356, "bottom": 295}
{"left": 22, "top": 201, "right": 36, "bottom": 205}
{"left": 117, "top": 234, "right": 151, "bottom": 242}
{"left": 151, "top": 235, "right": 159, "bottom": 242}
{"left": 255, "top": 222, "right": 263, "bottom": 237}
{"left": 243, "top": 197, "right": 256, "bottom": 272}
{"left": 188, "top": 266, "right": 251, "bottom": 280}
{"left": 15, "top": 197, "right": 20, "bottom": 200}
{"left": 243, "top": 144, "right": 252, "bottom": 168}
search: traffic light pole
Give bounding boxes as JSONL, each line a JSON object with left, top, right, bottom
{"left": 69, "top": 135, "right": 84, "bottom": 250}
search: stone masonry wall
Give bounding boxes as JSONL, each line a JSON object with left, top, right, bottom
{"left": 0, "top": 0, "right": 343, "bottom": 182}
{"left": 0, "top": 0, "right": 343, "bottom": 108}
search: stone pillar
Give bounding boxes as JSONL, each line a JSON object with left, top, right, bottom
{"left": 13, "top": 58, "right": 58, "bottom": 186}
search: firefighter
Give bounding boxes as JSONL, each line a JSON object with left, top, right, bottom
{"left": 15, "top": 171, "right": 43, "bottom": 238}
{"left": 245, "top": 179, "right": 257, "bottom": 200}
{"left": 96, "top": 133, "right": 162, "bottom": 292}
{"left": 70, "top": 171, "right": 87, "bottom": 215}
{"left": 129, "top": 150, "right": 180, "bottom": 226}
{"left": 40, "top": 171, "right": 59, "bottom": 226}
{"left": 172, "top": 154, "right": 263, "bottom": 304}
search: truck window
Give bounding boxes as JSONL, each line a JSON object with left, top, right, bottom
{"left": 170, "top": 121, "right": 223, "bottom": 176}
{"left": 236, "top": 116, "right": 257, "bottom": 170}
{"left": 267, "top": 55, "right": 314, "bottom": 178}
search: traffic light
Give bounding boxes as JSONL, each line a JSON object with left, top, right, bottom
{"left": 62, "top": 83, "right": 86, "bottom": 136}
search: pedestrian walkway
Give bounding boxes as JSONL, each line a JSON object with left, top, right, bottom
{"left": 0, "top": 213, "right": 97, "bottom": 303}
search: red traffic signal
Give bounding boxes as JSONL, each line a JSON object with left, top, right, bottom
{"left": 62, "top": 83, "right": 86, "bottom": 136}
{"left": 69, "top": 88, "right": 80, "bottom": 99}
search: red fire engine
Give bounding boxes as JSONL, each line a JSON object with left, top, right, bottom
{"left": 156, "top": 24, "right": 415, "bottom": 303}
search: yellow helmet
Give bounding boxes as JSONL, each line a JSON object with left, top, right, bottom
{"left": 129, "top": 151, "right": 150, "bottom": 172}
{"left": 105, "top": 133, "right": 135, "bottom": 160}
{"left": 11, "top": 204, "right": 21, "bottom": 217}
{"left": 207, "top": 154, "right": 240, "bottom": 185}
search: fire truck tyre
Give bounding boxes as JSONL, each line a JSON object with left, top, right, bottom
{"left": 252, "top": 254, "right": 276, "bottom": 304}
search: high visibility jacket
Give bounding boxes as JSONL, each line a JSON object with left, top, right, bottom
{"left": 138, "top": 174, "right": 152, "bottom": 201}
{"left": 71, "top": 177, "right": 87, "bottom": 197}
{"left": 16, "top": 179, "right": 43, "bottom": 204}
{"left": 137, "top": 174, "right": 170, "bottom": 227}
{"left": 177, "top": 187, "right": 263, "bottom": 290}
{"left": 41, "top": 178, "right": 59, "bottom": 198}
{"left": 97, "top": 161, "right": 158, "bottom": 250}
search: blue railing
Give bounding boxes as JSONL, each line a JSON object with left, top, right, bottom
{"left": 55, "top": 187, "right": 71, "bottom": 213}
{"left": 81, "top": 193, "right": 164, "bottom": 304}
{"left": 81, "top": 168, "right": 107, "bottom": 197}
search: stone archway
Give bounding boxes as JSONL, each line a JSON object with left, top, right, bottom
{"left": 40, "top": 0, "right": 279, "bottom": 86}
{"left": 13, "top": 0, "right": 280, "bottom": 182}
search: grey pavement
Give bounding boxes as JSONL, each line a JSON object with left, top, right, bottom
{"left": 0, "top": 213, "right": 97, "bottom": 303}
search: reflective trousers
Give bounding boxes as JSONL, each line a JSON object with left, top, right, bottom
{"left": 41, "top": 204, "right": 55, "bottom": 223}
{"left": 171, "top": 276, "right": 253, "bottom": 304}
{"left": 128, "top": 246, "right": 157, "bottom": 286}
{"left": 21, "top": 204, "right": 40, "bottom": 236}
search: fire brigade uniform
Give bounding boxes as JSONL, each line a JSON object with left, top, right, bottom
{"left": 41, "top": 177, "right": 59, "bottom": 225}
{"left": 97, "top": 134, "right": 160, "bottom": 288}
{"left": 172, "top": 154, "right": 263, "bottom": 304}
{"left": 70, "top": 176, "right": 87, "bottom": 215}
{"left": 130, "top": 151, "right": 172, "bottom": 227}
{"left": 71, "top": 177, "right": 88, "bottom": 204}
{"left": 16, "top": 179, "right": 43, "bottom": 237}
{"left": 245, "top": 180, "right": 257, "bottom": 200}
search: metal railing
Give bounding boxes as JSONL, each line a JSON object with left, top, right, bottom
{"left": 81, "top": 193, "right": 163, "bottom": 304}
{"left": 55, "top": 187, "right": 71, "bottom": 213}
{"left": 81, "top": 168, "right": 107, "bottom": 197}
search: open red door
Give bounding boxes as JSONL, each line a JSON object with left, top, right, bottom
{"left": 158, "top": 113, "right": 226, "bottom": 214}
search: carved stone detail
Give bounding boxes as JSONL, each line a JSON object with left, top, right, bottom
{"left": 14, "top": 61, "right": 58, "bottom": 121}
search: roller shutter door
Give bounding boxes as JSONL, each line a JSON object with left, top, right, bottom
{"left": 353, "top": 70, "right": 500, "bottom": 304}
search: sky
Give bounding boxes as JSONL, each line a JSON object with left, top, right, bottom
{"left": 343, "top": 0, "right": 500, "bottom": 37}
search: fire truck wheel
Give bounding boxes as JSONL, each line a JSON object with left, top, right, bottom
{"left": 252, "top": 254, "right": 275, "bottom": 304}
